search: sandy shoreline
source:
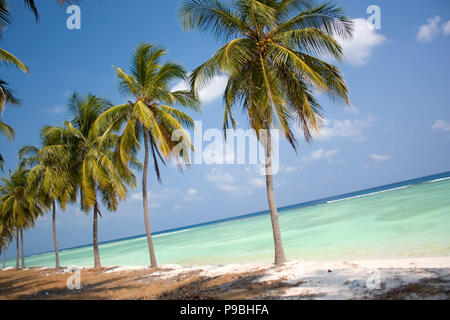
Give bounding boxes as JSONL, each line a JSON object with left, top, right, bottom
{"left": 1, "top": 257, "right": 449, "bottom": 299}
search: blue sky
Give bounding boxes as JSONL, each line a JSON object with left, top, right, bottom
{"left": 1, "top": 0, "right": 449, "bottom": 258}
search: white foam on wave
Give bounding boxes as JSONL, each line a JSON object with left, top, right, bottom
{"left": 326, "top": 185, "right": 412, "bottom": 204}
{"left": 428, "top": 177, "right": 450, "bottom": 183}
{"left": 153, "top": 228, "right": 192, "bottom": 238}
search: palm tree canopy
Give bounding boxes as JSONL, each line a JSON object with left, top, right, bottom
{"left": 0, "top": 167, "right": 44, "bottom": 230}
{"left": 94, "top": 43, "right": 200, "bottom": 181}
{"left": 0, "top": 154, "right": 4, "bottom": 172}
{"left": 41, "top": 93, "right": 138, "bottom": 213}
{"left": 0, "top": 80, "right": 22, "bottom": 172}
{"left": 0, "top": 79, "right": 21, "bottom": 114}
{"left": 19, "top": 144, "right": 76, "bottom": 211}
{"left": 179, "top": 0, "right": 352, "bottom": 148}
{"left": 0, "top": 48, "right": 29, "bottom": 73}
{"left": 21, "top": 0, "right": 80, "bottom": 22}
{"left": 0, "top": 220, "right": 13, "bottom": 252}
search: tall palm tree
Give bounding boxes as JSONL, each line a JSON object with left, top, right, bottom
{"left": 42, "top": 93, "right": 137, "bottom": 269}
{"left": 180, "top": 0, "right": 352, "bottom": 264}
{"left": 0, "top": 167, "right": 44, "bottom": 268}
{"left": 0, "top": 217, "right": 13, "bottom": 269}
{"left": 0, "top": 80, "right": 21, "bottom": 172}
{"left": 0, "top": 28, "right": 29, "bottom": 171}
{"left": 94, "top": 43, "right": 200, "bottom": 268}
{"left": 19, "top": 144, "right": 76, "bottom": 270}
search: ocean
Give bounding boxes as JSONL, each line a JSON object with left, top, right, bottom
{"left": 4, "top": 172, "right": 450, "bottom": 267}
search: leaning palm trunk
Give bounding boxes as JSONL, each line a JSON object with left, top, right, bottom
{"left": 20, "top": 229, "right": 25, "bottom": 268}
{"left": 142, "top": 131, "right": 158, "bottom": 268}
{"left": 52, "top": 201, "right": 60, "bottom": 270}
{"left": 15, "top": 227, "right": 19, "bottom": 269}
{"left": 93, "top": 202, "right": 101, "bottom": 269}
{"left": 263, "top": 129, "right": 286, "bottom": 265}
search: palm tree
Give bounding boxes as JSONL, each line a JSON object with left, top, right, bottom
{"left": 180, "top": 0, "right": 352, "bottom": 264}
{"left": 0, "top": 0, "right": 79, "bottom": 25}
{"left": 19, "top": 144, "right": 76, "bottom": 270}
{"left": 0, "top": 34, "right": 29, "bottom": 172}
{"left": 0, "top": 218, "right": 13, "bottom": 269}
{"left": 0, "top": 80, "right": 21, "bottom": 172}
{"left": 42, "top": 93, "right": 137, "bottom": 269}
{"left": 94, "top": 43, "right": 200, "bottom": 268}
{"left": 0, "top": 167, "right": 44, "bottom": 268}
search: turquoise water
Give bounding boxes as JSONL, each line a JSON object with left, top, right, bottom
{"left": 5, "top": 175, "right": 450, "bottom": 267}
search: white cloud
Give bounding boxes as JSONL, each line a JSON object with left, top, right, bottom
{"left": 205, "top": 168, "right": 247, "bottom": 194}
{"left": 130, "top": 188, "right": 176, "bottom": 205}
{"left": 248, "top": 178, "right": 265, "bottom": 187}
{"left": 310, "top": 148, "right": 325, "bottom": 160}
{"left": 337, "top": 18, "right": 386, "bottom": 66}
{"left": 187, "top": 188, "right": 198, "bottom": 195}
{"left": 417, "top": 16, "right": 441, "bottom": 42}
{"left": 370, "top": 154, "right": 390, "bottom": 162}
{"left": 42, "top": 105, "right": 66, "bottom": 114}
{"left": 324, "top": 149, "right": 340, "bottom": 158}
{"left": 205, "top": 168, "right": 234, "bottom": 184}
{"left": 304, "top": 148, "right": 340, "bottom": 162}
{"left": 183, "top": 188, "right": 204, "bottom": 202}
{"left": 443, "top": 20, "right": 450, "bottom": 35}
{"left": 172, "top": 75, "right": 228, "bottom": 104}
{"left": 431, "top": 119, "right": 450, "bottom": 131}
{"left": 206, "top": 168, "right": 269, "bottom": 195}
{"left": 132, "top": 187, "right": 201, "bottom": 204}
{"left": 130, "top": 192, "right": 161, "bottom": 208}
{"left": 280, "top": 165, "right": 298, "bottom": 173}
{"left": 312, "top": 116, "right": 375, "bottom": 141}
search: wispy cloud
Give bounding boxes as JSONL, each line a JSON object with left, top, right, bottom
{"left": 337, "top": 18, "right": 386, "bottom": 66}
{"left": 205, "top": 168, "right": 267, "bottom": 195}
{"left": 248, "top": 178, "right": 265, "bottom": 187}
{"left": 42, "top": 105, "right": 66, "bottom": 114}
{"left": 205, "top": 168, "right": 234, "bottom": 184}
{"left": 187, "top": 188, "right": 198, "bottom": 196}
{"left": 443, "top": 20, "right": 450, "bottom": 35}
{"left": 183, "top": 187, "right": 202, "bottom": 201}
{"left": 280, "top": 165, "right": 299, "bottom": 173}
{"left": 172, "top": 75, "right": 227, "bottom": 104}
{"left": 205, "top": 168, "right": 250, "bottom": 195}
{"left": 305, "top": 148, "right": 341, "bottom": 161}
{"left": 370, "top": 154, "right": 390, "bottom": 162}
{"left": 311, "top": 116, "right": 375, "bottom": 141}
{"left": 431, "top": 119, "right": 450, "bottom": 131}
{"left": 417, "top": 16, "right": 441, "bottom": 42}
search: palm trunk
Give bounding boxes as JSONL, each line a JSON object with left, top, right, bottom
{"left": 2, "top": 250, "right": 5, "bottom": 269}
{"left": 52, "top": 200, "right": 60, "bottom": 270}
{"left": 15, "top": 227, "right": 19, "bottom": 269}
{"left": 93, "top": 202, "right": 101, "bottom": 269}
{"left": 264, "top": 129, "right": 287, "bottom": 265}
{"left": 143, "top": 130, "right": 158, "bottom": 268}
{"left": 20, "top": 229, "right": 25, "bottom": 269}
